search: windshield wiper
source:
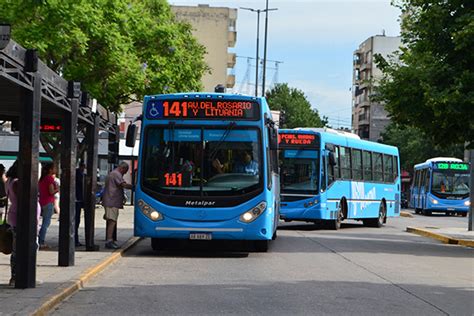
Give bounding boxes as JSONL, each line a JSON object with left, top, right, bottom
{"left": 208, "top": 122, "right": 236, "bottom": 161}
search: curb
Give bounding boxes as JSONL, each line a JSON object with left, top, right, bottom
{"left": 32, "top": 236, "right": 142, "bottom": 316}
{"left": 406, "top": 227, "right": 474, "bottom": 248}
{"left": 400, "top": 211, "right": 413, "bottom": 218}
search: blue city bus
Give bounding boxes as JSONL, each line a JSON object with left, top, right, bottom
{"left": 278, "top": 128, "right": 400, "bottom": 229}
{"left": 126, "top": 93, "right": 280, "bottom": 251}
{"left": 410, "top": 158, "right": 470, "bottom": 216}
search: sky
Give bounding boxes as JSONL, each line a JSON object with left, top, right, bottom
{"left": 169, "top": 0, "right": 401, "bottom": 128}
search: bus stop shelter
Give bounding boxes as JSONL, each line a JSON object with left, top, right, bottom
{"left": 0, "top": 38, "right": 118, "bottom": 288}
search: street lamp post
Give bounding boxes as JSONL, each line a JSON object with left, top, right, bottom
{"left": 262, "top": 1, "right": 278, "bottom": 96}
{"left": 240, "top": 6, "right": 277, "bottom": 97}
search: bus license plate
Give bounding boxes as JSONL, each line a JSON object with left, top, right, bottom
{"left": 189, "top": 233, "right": 212, "bottom": 240}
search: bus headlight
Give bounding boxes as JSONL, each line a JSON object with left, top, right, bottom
{"left": 138, "top": 199, "right": 163, "bottom": 221}
{"left": 240, "top": 202, "right": 267, "bottom": 223}
{"left": 465, "top": 201, "right": 471, "bottom": 206}
{"left": 430, "top": 198, "right": 438, "bottom": 205}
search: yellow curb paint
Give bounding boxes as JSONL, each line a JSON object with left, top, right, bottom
{"left": 406, "top": 227, "right": 474, "bottom": 248}
{"left": 400, "top": 211, "right": 413, "bottom": 218}
{"left": 32, "top": 236, "right": 141, "bottom": 316}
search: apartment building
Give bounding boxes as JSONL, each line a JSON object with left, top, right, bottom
{"left": 171, "top": 4, "right": 237, "bottom": 92}
{"left": 352, "top": 35, "right": 401, "bottom": 141}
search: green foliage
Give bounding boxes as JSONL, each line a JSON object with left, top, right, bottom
{"left": 265, "top": 83, "right": 327, "bottom": 129}
{"left": 381, "top": 122, "right": 464, "bottom": 171}
{"left": 0, "top": 0, "right": 208, "bottom": 113}
{"left": 375, "top": 0, "right": 474, "bottom": 148}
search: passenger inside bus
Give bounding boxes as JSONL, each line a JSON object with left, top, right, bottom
{"left": 213, "top": 150, "right": 258, "bottom": 175}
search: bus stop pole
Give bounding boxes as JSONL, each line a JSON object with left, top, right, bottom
{"left": 84, "top": 114, "right": 100, "bottom": 251}
{"left": 58, "top": 90, "right": 79, "bottom": 266}
{"left": 16, "top": 69, "right": 41, "bottom": 288}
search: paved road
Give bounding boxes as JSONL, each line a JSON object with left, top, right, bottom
{"left": 52, "top": 213, "right": 473, "bottom": 316}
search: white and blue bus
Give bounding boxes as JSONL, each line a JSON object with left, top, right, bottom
{"left": 279, "top": 128, "right": 400, "bottom": 229}
{"left": 126, "top": 93, "right": 280, "bottom": 251}
{"left": 410, "top": 157, "right": 470, "bottom": 216}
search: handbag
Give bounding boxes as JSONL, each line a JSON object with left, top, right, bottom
{"left": 0, "top": 199, "right": 12, "bottom": 255}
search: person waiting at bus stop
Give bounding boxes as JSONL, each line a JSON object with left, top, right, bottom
{"left": 102, "top": 162, "right": 133, "bottom": 249}
{"left": 74, "top": 162, "right": 86, "bottom": 247}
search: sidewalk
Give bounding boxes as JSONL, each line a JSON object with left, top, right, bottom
{"left": 0, "top": 205, "right": 138, "bottom": 315}
{"left": 406, "top": 226, "right": 474, "bottom": 247}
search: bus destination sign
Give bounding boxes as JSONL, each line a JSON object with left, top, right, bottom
{"left": 146, "top": 99, "right": 260, "bottom": 120}
{"left": 435, "top": 162, "right": 469, "bottom": 171}
{"left": 278, "top": 133, "right": 318, "bottom": 148}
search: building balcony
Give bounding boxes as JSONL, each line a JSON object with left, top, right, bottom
{"left": 359, "top": 100, "right": 371, "bottom": 108}
{"left": 226, "top": 74, "right": 235, "bottom": 88}
{"left": 228, "top": 31, "right": 237, "bottom": 48}
{"left": 359, "top": 79, "right": 371, "bottom": 89}
{"left": 360, "top": 62, "right": 371, "bottom": 71}
{"left": 227, "top": 53, "right": 236, "bottom": 68}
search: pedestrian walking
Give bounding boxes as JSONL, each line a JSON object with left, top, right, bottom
{"left": 5, "top": 160, "right": 41, "bottom": 286}
{"left": 102, "top": 162, "right": 133, "bottom": 249}
{"left": 75, "top": 162, "right": 86, "bottom": 247}
{"left": 38, "top": 162, "right": 59, "bottom": 250}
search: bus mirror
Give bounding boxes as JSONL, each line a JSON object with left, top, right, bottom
{"left": 126, "top": 123, "right": 137, "bottom": 147}
{"left": 328, "top": 152, "right": 336, "bottom": 166}
{"left": 269, "top": 128, "right": 278, "bottom": 150}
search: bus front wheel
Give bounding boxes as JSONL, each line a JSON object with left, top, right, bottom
{"left": 327, "top": 206, "right": 342, "bottom": 230}
{"left": 254, "top": 240, "right": 269, "bottom": 252}
{"left": 151, "top": 238, "right": 168, "bottom": 251}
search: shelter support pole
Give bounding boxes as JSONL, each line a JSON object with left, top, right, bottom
{"left": 16, "top": 72, "right": 41, "bottom": 288}
{"left": 58, "top": 99, "right": 78, "bottom": 265}
{"left": 84, "top": 115, "right": 100, "bottom": 251}
{"left": 468, "top": 149, "right": 473, "bottom": 231}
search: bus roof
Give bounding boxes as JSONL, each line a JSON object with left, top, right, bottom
{"left": 414, "top": 157, "right": 464, "bottom": 169}
{"left": 279, "top": 128, "right": 398, "bottom": 155}
{"left": 145, "top": 93, "right": 262, "bottom": 102}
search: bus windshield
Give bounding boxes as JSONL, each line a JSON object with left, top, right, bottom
{"left": 279, "top": 149, "right": 319, "bottom": 195}
{"left": 431, "top": 170, "right": 470, "bottom": 197}
{"left": 142, "top": 126, "right": 262, "bottom": 197}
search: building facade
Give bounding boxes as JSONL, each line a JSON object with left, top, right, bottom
{"left": 171, "top": 4, "right": 237, "bottom": 92}
{"left": 352, "top": 35, "right": 401, "bottom": 141}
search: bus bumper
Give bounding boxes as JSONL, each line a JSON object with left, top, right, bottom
{"left": 134, "top": 211, "right": 275, "bottom": 241}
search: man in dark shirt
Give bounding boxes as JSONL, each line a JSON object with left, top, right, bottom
{"left": 75, "top": 162, "right": 85, "bottom": 247}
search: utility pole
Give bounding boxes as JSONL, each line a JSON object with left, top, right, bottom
{"left": 261, "top": 0, "right": 277, "bottom": 97}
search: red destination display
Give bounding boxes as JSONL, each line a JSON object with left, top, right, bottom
{"left": 278, "top": 133, "right": 318, "bottom": 148}
{"left": 40, "top": 122, "right": 62, "bottom": 132}
{"left": 146, "top": 99, "right": 260, "bottom": 120}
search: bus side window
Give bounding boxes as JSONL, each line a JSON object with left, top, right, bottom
{"left": 393, "top": 156, "right": 399, "bottom": 181}
{"left": 351, "top": 149, "right": 363, "bottom": 180}
{"left": 373, "top": 153, "right": 383, "bottom": 182}
{"left": 383, "top": 154, "right": 393, "bottom": 183}
{"left": 363, "top": 151, "right": 373, "bottom": 181}
{"left": 424, "top": 168, "right": 430, "bottom": 191}
{"left": 340, "top": 147, "right": 351, "bottom": 179}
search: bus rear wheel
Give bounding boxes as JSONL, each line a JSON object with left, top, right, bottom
{"left": 363, "top": 202, "right": 386, "bottom": 228}
{"left": 254, "top": 240, "right": 269, "bottom": 252}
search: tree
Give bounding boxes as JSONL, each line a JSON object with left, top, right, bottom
{"left": 0, "top": 0, "right": 208, "bottom": 113}
{"left": 375, "top": 0, "right": 474, "bottom": 148}
{"left": 265, "top": 83, "right": 327, "bottom": 128}
{"left": 381, "top": 122, "right": 464, "bottom": 171}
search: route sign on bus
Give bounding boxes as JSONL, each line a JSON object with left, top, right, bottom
{"left": 278, "top": 133, "right": 319, "bottom": 148}
{"left": 435, "top": 162, "right": 469, "bottom": 171}
{"left": 146, "top": 99, "right": 260, "bottom": 120}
